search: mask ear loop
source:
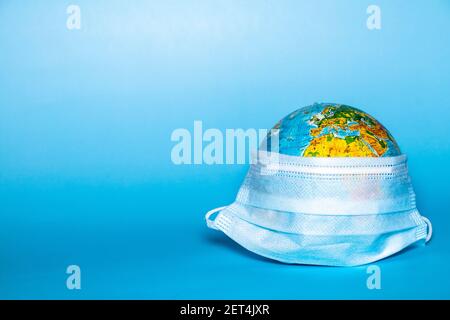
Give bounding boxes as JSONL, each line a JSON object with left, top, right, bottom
{"left": 422, "top": 217, "right": 433, "bottom": 243}
{"left": 205, "top": 206, "right": 227, "bottom": 230}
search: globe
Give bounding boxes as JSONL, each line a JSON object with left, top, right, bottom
{"left": 264, "top": 103, "right": 401, "bottom": 157}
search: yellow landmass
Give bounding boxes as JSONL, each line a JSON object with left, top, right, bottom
{"left": 303, "top": 134, "right": 376, "bottom": 157}
{"left": 348, "top": 124, "right": 387, "bottom": 156}
{"left": 308, "top": 108, "right": 390, "bottom": 157}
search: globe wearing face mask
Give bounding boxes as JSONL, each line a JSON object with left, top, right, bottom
{"left": 265, "top": 103, "right": 401, "bottom": 157}
{"left": 206, "top": 102, "right": 432, "bottom": 266}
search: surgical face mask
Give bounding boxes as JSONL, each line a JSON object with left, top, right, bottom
{"left": 205, "top": 103, "right": 432, "bottom": 266}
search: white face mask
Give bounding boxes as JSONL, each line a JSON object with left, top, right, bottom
{"left": 205, "top": 151, "right": 432, "bottom": 267}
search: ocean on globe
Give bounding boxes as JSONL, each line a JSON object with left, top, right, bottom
{"left": 264, "top": 103, "right": 401, "bottom": 157}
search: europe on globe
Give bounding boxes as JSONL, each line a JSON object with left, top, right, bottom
{"left": 265, "top": 103, "right": 401, "bottom": 157}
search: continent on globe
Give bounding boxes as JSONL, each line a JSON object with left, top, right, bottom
{"left": 264, "top": 103, "right": 401, "bottom": 157}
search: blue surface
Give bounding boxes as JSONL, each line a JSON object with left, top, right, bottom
{"left": 0, "top": 0, "right": 449, "bottom": 299}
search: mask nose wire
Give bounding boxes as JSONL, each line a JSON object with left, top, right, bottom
{"left": 205, "top": 206, "right": 228, "bottom": 230}
{"left": 422, "top": 216, "right": 433, "bottom": 243}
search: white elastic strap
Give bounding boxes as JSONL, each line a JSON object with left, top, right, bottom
{"left": 205, "top": 206, "right": 227, "bottom": 230}
{"left": 422, "top": 216, "right": 433, "bottom": 243}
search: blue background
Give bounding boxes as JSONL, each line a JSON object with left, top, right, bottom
{"left": 1, "top": 0, "right": 449, "bottom": 299}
